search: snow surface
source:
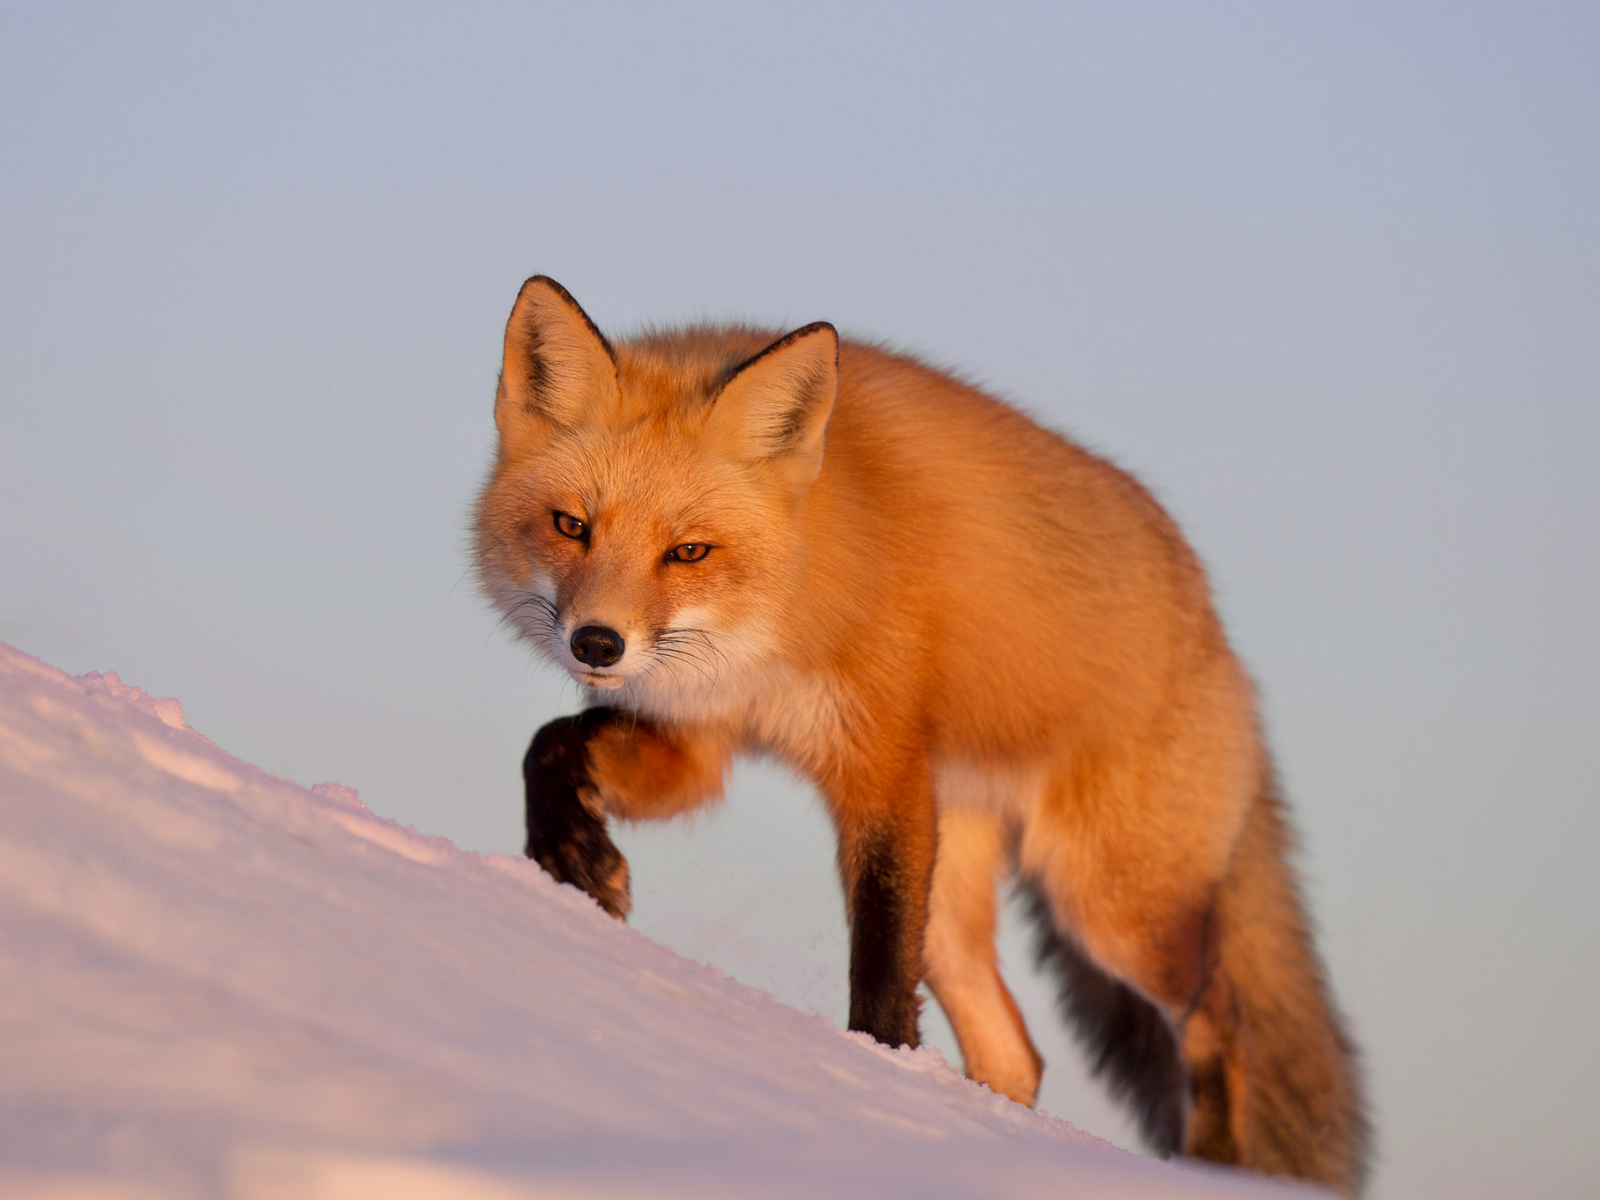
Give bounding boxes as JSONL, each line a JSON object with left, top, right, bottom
{"left": 0, "top": 642, "right": 1321, "bottom": 1199}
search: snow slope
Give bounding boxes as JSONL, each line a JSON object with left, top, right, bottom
{"left": 0, "top": 642, "right": 1318, "bottom": 1199}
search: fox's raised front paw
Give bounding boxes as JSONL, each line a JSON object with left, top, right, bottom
{"left": 522, "top": 710, "right": 632, "bottom": 919}
{"left": 527, "top": 802, "right": 631, "bottom": 919}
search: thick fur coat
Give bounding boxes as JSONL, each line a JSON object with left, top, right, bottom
{"left": 475, "top": 277, "right": 1369, "bottom": 1194}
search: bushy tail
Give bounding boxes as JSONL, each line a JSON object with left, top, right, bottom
{"left": 1203, "top": 780, "right": 1371, "bottom": 1193}
{"left": 1025, "top": 780, "right": 1372, "bottom": 1195}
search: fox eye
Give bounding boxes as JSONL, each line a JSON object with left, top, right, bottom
{"left": 668, "top": 543, "right": 710, "bottom": 563}
{"left": 553, "top": 511, "right": 587, "bottom": 540}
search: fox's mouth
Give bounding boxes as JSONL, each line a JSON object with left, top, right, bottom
{"left": 574, "top": 669, "right": 627, "bottom": 691}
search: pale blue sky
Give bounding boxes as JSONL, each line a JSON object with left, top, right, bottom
{"left": 3, "top": 5, "right": 1597, "bottom": 1196}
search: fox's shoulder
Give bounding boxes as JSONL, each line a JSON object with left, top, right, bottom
{"left": 613, "top": 323, "right": 1116, "bottom": 506}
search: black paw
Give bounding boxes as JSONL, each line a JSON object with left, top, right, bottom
{"left": 522, "top": 710, "right": 631, "bottom": 919}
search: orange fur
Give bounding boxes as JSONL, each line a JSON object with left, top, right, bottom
{"left": 477, "top": 277, "right": 1369, "bottom": 1194}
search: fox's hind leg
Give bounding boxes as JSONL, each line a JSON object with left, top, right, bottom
{"left": 922, "top": 806, "right": 1042, "bottom": 1106}
{"left": 1019, "top": 761, "right": 1368, "bottom": 1195}
{"left": 1017, "top": 879, "right": 1189, "bottom": 1152}
{"left": 1013, "top": 745, "right": 1239, "bottom": 1155}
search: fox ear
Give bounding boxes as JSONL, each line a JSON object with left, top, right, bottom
{"left": 496, "top": 276, "right": 619, "bottom": 450}
{"left": 707, "top": 322, "right": 838, "bottom": 487}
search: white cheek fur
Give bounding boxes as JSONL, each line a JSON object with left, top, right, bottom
{"left": 483, "top": 571, "right": 562, "bottom": 658}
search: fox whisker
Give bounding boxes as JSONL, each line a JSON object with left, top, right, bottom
{"left": 498, "top": 591, "right": 561, "bottom": 645}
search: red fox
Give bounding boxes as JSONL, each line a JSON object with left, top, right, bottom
{"left": 475, "top": 277, "right": 1370, "bottom": 1194}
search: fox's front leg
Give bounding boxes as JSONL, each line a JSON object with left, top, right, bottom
{"left": 522, "top": 707, "right": 728, "bottom": 919}
{"left": 831, "top": 759, "right": 939, "bottom": 1050}
{"left": 523, "top": 708, "right": 630, "bottom": 917}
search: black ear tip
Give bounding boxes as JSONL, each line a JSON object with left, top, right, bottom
{"left": 507, "top": 277, "right": 616, "bottom": 368}
{"left": 770, "top": 321, "right": 837, "bottom": 356}
{"left": 518, "top": 274, "right": 567, "bottom": 300}
{"left": 731, "top": 321, "right": 840, "bottom": 378}
{"left": 795, "top": 322, "right": 839, "bottom": 367}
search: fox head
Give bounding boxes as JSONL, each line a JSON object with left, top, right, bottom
{"left": 474, "top": 276, "right": 838, "bottom": 709}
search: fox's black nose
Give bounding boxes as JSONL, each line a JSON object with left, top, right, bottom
{"left": 570, "top": 625, "right": 625, "bottom": 668}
